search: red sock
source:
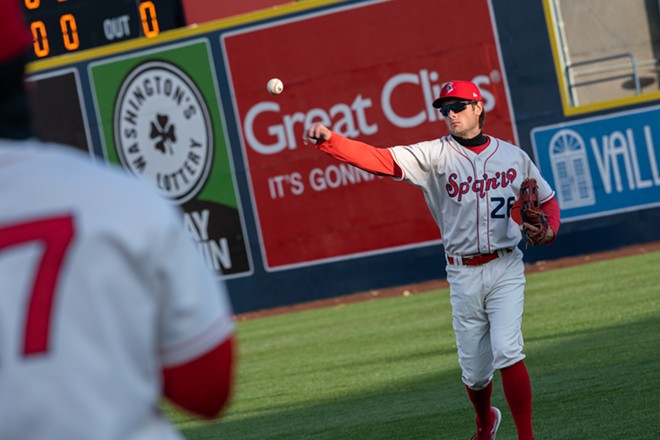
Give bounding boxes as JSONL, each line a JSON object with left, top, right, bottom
{"left": 501, "top": 361, "right": 534, "bottom": 440}
{"left": 466, "top": 381, "right": 493, "bottom": 429}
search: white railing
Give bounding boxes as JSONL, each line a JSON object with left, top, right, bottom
{"left": 565, "top": 52, "right": 641, "bottom": 106}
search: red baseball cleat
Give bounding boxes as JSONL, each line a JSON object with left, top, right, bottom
{"left": 470, "top": 407, "right": 501, "bottom": 440}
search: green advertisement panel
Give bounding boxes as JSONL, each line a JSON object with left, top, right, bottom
{"left": 90, "top": 39, "right": 251, "bottom": 278}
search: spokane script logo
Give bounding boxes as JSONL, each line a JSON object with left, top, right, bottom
{"left": 114, "top": 60, "right": 213, "bottom": 203}
{"left": 446, "top": 169, "right": 517, "bottom": 202}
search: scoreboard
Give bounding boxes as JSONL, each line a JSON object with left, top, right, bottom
{"left": 21, "top": 0, "right": 185, "bottom": 60}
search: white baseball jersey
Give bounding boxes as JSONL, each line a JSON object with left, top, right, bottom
{"left": 389, "top": 136, "right": 554, "bottom": 256}
{"left": 0, "top": 139, "right": 235, "bottom": 440}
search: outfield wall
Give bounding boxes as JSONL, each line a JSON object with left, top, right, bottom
{"left": 27, "top": 0, "right": 660, "bottom": 313}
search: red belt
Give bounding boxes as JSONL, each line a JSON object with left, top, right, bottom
{"left": 446, "top": 248, "right": 512, "bottom": 266}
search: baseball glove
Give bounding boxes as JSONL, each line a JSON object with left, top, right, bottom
{"left": 519, "top": 178, "right": 549, "bottom": 246}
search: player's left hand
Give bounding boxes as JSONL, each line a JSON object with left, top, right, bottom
{"left": 523, "top": 222, "right": 555, "bottom": 244}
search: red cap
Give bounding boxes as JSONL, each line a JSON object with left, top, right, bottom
{"left": 0, "top": 0, "right": 32, "bottom": 64}
{"left": 432, "top": 80, "right": 482, "bottom": 108}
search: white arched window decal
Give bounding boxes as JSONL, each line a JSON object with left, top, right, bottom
{"left": 549, "top": 129, "right": 596, "bottom": 209}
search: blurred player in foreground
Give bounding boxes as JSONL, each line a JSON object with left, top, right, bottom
{"left": 0, "top": 1, "right": 236, "bottom": 439}
{"left": 304, "top": 80, "right": 560, "bottom": 440}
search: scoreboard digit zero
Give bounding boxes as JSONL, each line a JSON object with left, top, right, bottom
{"left": 22, "top": 0, "right": 186, "bottom": 60}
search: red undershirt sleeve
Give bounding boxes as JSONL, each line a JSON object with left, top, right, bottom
{"left": 316, "top": 132, "right": 402, "bottom": 178}
{"left": 541, "top": 197, "right": 561, "bottom": 240}
{"left": 162, "top": 335, "right": 235, "bottom": 419}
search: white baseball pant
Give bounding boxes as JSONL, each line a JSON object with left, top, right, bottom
{"left": 446, "top": 247, "right": 526, "bottom": 389}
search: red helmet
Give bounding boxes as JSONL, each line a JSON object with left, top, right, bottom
{"left": 432, "top": 80, "right": 483, "bottom": 108}
{"left": 0, "top": 0, "right": 32, "bottom": 64}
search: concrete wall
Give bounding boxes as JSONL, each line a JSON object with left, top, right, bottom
{"left": 554, "top": 0, "right": 660, "bottom": 105}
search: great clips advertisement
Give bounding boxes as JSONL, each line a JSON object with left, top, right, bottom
{"left": 223, "top": 0, "right": 514, "bottom": 270}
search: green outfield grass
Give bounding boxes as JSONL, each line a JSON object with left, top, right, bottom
{"left": 166, "top": 251, "right": 660, "bottom": 439}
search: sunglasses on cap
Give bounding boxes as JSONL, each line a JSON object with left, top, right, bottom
{"left": 438, "top": 100, "right": 478, "bottom": 117}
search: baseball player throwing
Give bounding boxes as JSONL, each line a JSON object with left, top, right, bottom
{"left": 304, "top": 80, "right": 560, "bottom": 440}
{"left": 0, "top": 2, "right": 236, "bottom": 439}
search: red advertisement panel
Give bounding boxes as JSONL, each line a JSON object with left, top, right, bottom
{"left": 223, "top": 0, "right": 514, "bottom": 269}
{"left": 182, "top": 0, "right": 287, "bottom": 23}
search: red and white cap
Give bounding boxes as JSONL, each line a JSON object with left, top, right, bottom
{"left": 0, "top": 0, "right": 32, "bottom": 64}
{"left": 432, "top": 80, "right": 482, "bottom": 108}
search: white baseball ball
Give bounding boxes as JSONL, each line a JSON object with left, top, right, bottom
{"left": 267, "top": 78, "right": 284, "bottom": 95}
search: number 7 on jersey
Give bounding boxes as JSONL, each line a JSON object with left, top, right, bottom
{"left": 0, "top": 215, "right": 75, "bottom": 356}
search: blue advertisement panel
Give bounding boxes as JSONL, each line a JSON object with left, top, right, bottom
{"left": 531, "top": 106, "right": 660, "bottom": 222}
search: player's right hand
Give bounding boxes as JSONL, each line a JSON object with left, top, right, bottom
{"left": 303, "top": 123, "right": 332, "bottom": 145}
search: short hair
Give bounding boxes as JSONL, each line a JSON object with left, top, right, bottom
{"left": 470, "top": 102, "right": 486, "bottom": 129}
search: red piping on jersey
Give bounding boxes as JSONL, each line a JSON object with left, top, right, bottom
{"left": 449, "top": 139, "right": 482, "bottom": 253}
{"left": 482, "top": 139, "right": 500, "bottom": 253}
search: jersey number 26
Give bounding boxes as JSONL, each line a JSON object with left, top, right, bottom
{"left": 490, "top": 196, "right": 516, "bottom": 219}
